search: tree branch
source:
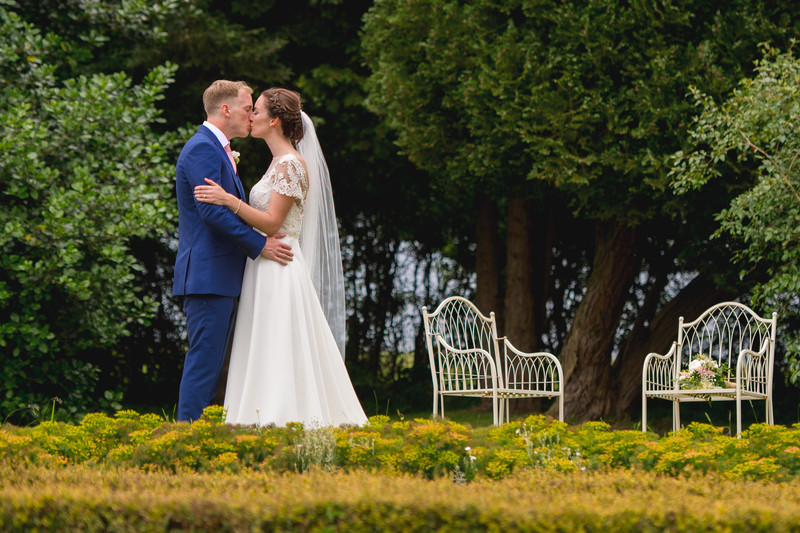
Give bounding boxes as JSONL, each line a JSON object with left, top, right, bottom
{"left": 733, "top": 119, "right": 800, "bottom": 206}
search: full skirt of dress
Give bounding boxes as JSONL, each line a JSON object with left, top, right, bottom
{"left": 224, "top": 237, "right": 367, "bottom": 427}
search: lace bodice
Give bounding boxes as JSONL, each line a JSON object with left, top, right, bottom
{"left": 248, "top": 153, "right": 308, "bottom": 239}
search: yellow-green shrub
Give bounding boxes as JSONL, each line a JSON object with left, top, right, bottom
{"left": 4, "top": 464, "right": 800, "bottom": 532}
{"left": 5, "top": 409, "right": 800, "bottom": 482}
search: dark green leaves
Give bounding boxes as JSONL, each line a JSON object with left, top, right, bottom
{"left": 0, "top": 5, "right": 179, "bottom": 420}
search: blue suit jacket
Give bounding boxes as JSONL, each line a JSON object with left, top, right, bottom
{"left": 173, "top": 126, "right": 266, "bottom": 297}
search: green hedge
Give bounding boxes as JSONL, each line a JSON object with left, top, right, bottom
{"left": 3, "top": 406, "right": 800, "bottom": 482}
{"left": 2, "top": 465, "right": 800, "bottom": 532}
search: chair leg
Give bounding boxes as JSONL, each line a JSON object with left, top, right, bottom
{"left": 642, "top": 393, "right": 647, "bottom": 433}
{"left": 767, "top": 397, "right": 774, "bottom": 425}
{"left": 672, "top": 401, "right": 680, "bottom": 432}
{"left": 736, "top": 397, "right": 742, "bottom": 437}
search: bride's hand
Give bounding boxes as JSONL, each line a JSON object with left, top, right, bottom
{"left": 194, "top": 178, "right": 233, "bottom": 207}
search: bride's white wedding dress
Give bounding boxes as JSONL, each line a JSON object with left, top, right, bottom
{"left": 223, "top": 154, "right": 367, "bottom": 427}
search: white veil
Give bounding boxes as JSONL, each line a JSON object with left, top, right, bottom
{"left": 297, "top": 111, "right": 347, "bottom": 359}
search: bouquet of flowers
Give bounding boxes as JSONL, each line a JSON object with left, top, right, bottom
{"left": 679, "top": 353, "right": 732, "bottom": 390}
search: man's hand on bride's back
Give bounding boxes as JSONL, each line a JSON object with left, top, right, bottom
{"left": 261, "top": 233, "right": 294, "bottom": 265}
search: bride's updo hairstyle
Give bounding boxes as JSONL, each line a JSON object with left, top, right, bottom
{"left": 262, "top": 88, "right": 304, "bottom": 145}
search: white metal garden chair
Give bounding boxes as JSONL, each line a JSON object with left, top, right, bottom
{"left": 422, "top": 296, "right": 564, "bottom": 426}
{"left": 642, "top": 301, "right": 777, "bottom": 436}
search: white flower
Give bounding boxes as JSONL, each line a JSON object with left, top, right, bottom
{"left": 231, "top": 150, "right": 240, "bottom": 164}
{"left": 681, "top": 353, "right": 728, "bottom": 391}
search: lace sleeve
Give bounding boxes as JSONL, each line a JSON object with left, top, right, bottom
{"left": 272, "top": 156, "right": 307, "bottom": 202}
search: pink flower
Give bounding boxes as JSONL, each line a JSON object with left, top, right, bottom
{"left": 697, "top": 368, "right": 715, "bottom": 378}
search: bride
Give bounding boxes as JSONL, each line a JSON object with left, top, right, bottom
{"left": 194, "top": 87, "right": 367, "bottom": 427}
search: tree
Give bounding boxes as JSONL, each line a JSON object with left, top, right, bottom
{"left": 362, "top": 0, "right": 800, "bottom": 420}
{"left": 0, "top": 5, "right": 179, "bottom": 421}
{"left": 672, "top": 46, "right": 800, "bottom": 382}
{"left": 122, "top": 0, "right": 463, "bottom": 409}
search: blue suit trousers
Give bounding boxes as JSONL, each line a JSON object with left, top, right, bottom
{"left": 177, "top": 295, "right": 237, "bottom": 421}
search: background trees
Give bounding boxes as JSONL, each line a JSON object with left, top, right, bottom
{"left": 2, "top": 0, "right": 451, "bottom": 420}
{"left": 3, "top": 0, "right": 800, "bottom": 426}
{"left": 672, "top": 47, "right": 800, "bottom": 383}
{"left": 362, "top": 0, "right": 800, "bottom": 421}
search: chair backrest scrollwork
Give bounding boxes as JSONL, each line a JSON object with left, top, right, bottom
{"left": 423, "top": 297, "right": 497, "bottom": 354}
{"left": 422, "top": 297, "right": 501, "bottom": 386}
{"left": 677, "top": 302, "right": 777, "bottom": 384}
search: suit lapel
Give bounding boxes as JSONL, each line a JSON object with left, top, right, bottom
{"left": 232, "top": 173, "right": 246, "bottom": 200}
{"left": 198, "top": 125, "right": 244, "bottom": 199}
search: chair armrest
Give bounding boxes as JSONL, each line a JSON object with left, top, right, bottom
{"left": 642, "top": 342, "right": 678, "bottom": 392}
{"left": 736, "top": 340, "right": 770, "bottom": 365}
{"left": 434, "top": 334, "right": 496, "bottom": 365}
{"left": 501, "top": 337, "right": 562, "bottom": 365}
{"left": 735, "top": 340, "right": 772, "bottom": 393}
{"left": 500, "top": 337, "right": 563, "bottom": 392}
{"left": 642, "top": 342, "right": 677, "bottom": 365}
{"left": 433, "top": 334, "right": 499, "bottom": 392}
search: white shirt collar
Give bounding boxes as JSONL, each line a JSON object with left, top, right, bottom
{"left": 202, "top": 121, "right": 229, "bottom": 148}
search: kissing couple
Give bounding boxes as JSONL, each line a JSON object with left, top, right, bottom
{"left": 172, "top": 80, "right": 367, "bottom": 427}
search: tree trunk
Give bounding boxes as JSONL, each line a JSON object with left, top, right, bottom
{"left": 503, "top": 197, "right": 536, "bottom": 351}
{"left": 474, "top": 197, "right": 503, "bottom": 328}
{"left": 503, "top": 197, "right": 542, "bottom": 415}
{"left": 610, "top": 274, "right": 736, "bottom": 419}
{"left": 412, "top": 253, "right": 435, "bottom": 380}
{"left": 558, "top": 221, "right": 639, "bottom": 422}
{"left": 531, "top": 205, "right": 554, "bottom": 349}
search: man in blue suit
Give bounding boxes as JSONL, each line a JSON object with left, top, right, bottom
{"left": 173, "top": 80, "right": 293, "bottom": 422}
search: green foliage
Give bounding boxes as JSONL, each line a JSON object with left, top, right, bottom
{"left": 11, "top": 415, "right": 800, "bottom": 528}
{"left": 2, "top": 0, "right": 451, "bottom": 420}
{"left": 671, "top": 47, "right": 800, "bottom": 380}
{"left": 362, "top": 0, "right": 798, "bottom": 220}
{"left": 361, "top": 2, "right": 800, "bottom": 420}
{"left": 7, "top": 408, "right": 800, "bottom": 484}
{"left": 7, "top": 465, "right": 800, "bottom": 532}
{"left": 0, "top": 7, "right": 178, "bottom": 420}
{"left": 11, "top": 0, "right": 187, "bottom": 41}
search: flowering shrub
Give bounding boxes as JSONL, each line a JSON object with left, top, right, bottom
{"left": 4, "top": 409, "right": 800, "bottom": 483}
{"left": 679, "top": 353, "right": 731, "bottom": 389}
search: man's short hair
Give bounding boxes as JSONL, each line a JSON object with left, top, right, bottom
{"left": 203, "top": 80, "right": 253, "bottom": 117}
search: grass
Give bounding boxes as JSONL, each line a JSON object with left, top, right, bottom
{"left": 403, "top": 395, "right": 782, "bottom": 438}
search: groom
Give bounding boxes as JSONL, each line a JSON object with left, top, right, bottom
{"left": 173, "top": 80, "right": 293, "bottom": 422}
